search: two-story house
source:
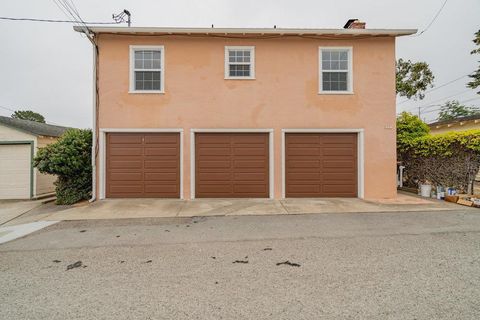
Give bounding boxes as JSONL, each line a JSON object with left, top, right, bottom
{"left": 74, "top": 20, "right": 415, "bottom": 200}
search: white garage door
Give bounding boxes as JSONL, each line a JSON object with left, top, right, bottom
{"left": 0, "top": 144, "right": 31, "bottom": 199}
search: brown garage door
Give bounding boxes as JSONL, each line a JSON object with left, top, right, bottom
{"left": 285, "top": 133, "right": 357, "bottom": 197}
{"left": 106, "top": 133, "right": 180, "bottom": 198}
{"left": 195, "top": 133, "right": 269, "bottom": 198}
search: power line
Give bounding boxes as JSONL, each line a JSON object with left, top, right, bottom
{"left": 413, "top": 0, "right": 449, "bottom": 37}
{"left": 0, "top": 105, "right": 66, "bottom": 126}
{"left": 403, "top": 88, "right": 473, "bottom": 112}
{"left": 397, "top": 73, "right": 470, "bottom": 105}
{"left": 0, "top": 16, "right": 120, "bottom": 24}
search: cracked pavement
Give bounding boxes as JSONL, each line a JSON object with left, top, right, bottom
{"left": 1, "top": 209, "right": 480, "bottom": 319}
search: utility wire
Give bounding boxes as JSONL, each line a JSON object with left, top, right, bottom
{"left": 413, "top": 0, "right": 449, "bottom": 37}
{"left": 0, "top": 16, "right": 120, "bottom": 24}
{"left": 397, "top": 73, "right": 470, "bottom": 105}
{"left": 403, "top": 88, "right": 473, "bottom": 112}
{"left": 0, "top": 105, "right": 66, "bottom": 127}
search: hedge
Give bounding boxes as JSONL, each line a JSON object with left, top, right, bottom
{"left": 398, "top": 128, "right": 480, "bottom": 192}
{"left": 34, "top": 129, "right": 92, "bottom": 204}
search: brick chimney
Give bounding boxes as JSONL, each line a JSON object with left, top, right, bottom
{"left": 343, "top": 19, "right": 366, "bottom": 29}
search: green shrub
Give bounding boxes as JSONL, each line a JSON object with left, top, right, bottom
{"left": 34, "top": 129, "right": 92, "bottom": 204}
{"left": 397, "top": 119, "right": 480, "bottom": 192}
{"left": 396, "top": 111, "right": 430, "bottom": 152}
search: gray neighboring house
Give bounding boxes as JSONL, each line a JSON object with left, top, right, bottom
{"left": 0, "top": 116, "right": 70, "bottom": 199}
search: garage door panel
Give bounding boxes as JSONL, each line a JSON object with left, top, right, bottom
{"left": 287, "top": 184, "right": 320, "bottom": 194}
{"left": 233, "top": 160, "right": 266, "bottom": 169}
{"left": 322, "top": 135, "right": 356, "bottom": 144}
{"left": 286, "top": 133, "right": 357, "bottom": 198}
{"left": 196, "top": 135, "right": 231, "bottom": 144}
{"left": 144, "top": 134, "right": 178, "bottom": 144}
{"left": 234, "top": 172, "right": 266, "bottom": 181}
{"left": 144, "top": 172, "right": 178, "bottom": 181}
{"left": 287, "top": 160, "right": 320, "bottom": 168}
{"left": 233, "top": 184, "right": 268, "bottom": 193}
{"left": 0, "top": 144, "right": 31, "bottom": 199}
{"left": 106, "top": 133, "right": 180, "bottom": 198}
{"left": 144, "top": 184, "right": 178, "bottom": 194}
{"left": 196, "top": 133, "right": 269, "bottom": 198}
{"left": 233, "top": 147, "right": 266, "bottom": 156}
{"left": 287, "top": 147, "right": 319, "bottom": 156}
{"left": 323, "top": 147, "right": 355, "bottom": 156}
{"left": 109, "top": 184, "right": 143, "bottom": 195}
{"left": 197, "top": 184, "right": 232, "bottom": 194}
{"left": 287, "top": 172, "right": 321, "bottom": 181}
{"left": 144, "top": 147, "right": 178, "bottom": 156}
{"left": 144, "top": 160, "right": 178, "bottom": 169}
{"left": 287, "top": 135, "right": 320, "bottom": 144}
{"left": 323, "top": 160, "right": 355, "bottom": 168}
{"left": 109, "top": 147, "right": 143, "bottom": 156}
{"left": 323, "top": 184, "right": 357, "bottom": 193}
{"left": 109, "top": 160, "right": 142, "bottom": 169}
{"left": 198, "top": 172, "right": 231, "bottom": 181}
{"left": 198, "top": 147, "right": 231, "bottom": 156}
{"left": 198, "top": 160, "right": 231, "bottom": 168}
{"left": 108, "top": 134, "right": 143, "bottom": 144}
{"left": 109, "top": 172, "right": 142, "bottom": 181}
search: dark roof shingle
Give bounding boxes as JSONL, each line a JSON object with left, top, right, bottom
{"left": 0, "top": 115, "right": 71, "bottom": 137}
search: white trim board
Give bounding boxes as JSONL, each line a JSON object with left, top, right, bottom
{"left": 281, "top": 128, "right": 365, "bottom": 199}
{"left": 318, "top": 46, "right": 354, "bottom": 95}
{"left": 224, "top": 46, "right": 256, "bottom": 80}
{"left": 129, "top": 45, "right": 165, "bottom": 94}
{"left": 190, "top": 128, "right": 274, "bottom": 199}
{"left": 98, "top": 128, "right": 184, "bottom": 199}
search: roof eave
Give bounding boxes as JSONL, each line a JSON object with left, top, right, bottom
{"left": 73, "top": 26, "right": 417, "bottom": 37}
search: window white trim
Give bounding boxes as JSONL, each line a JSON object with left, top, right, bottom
{"left": 318, "top": 46, "right": 353, "bottom": 95}
{"left": 98, "top": 128, "right": 183, "bottom": 199}
{"left": 224, "top": 46, "right": 256, "bottom": 80}
{"left": 281, "top": 128, "right": 364, "bottom": 199}
{"left": 190, "top": 128, "right": 273, "bottom": 199}
{"left": 129, "top": 45, "right": 165, "bottom": 94}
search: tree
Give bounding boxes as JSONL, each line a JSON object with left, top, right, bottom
{"left": 396, "top": 111, "right": 430, "bottom": 148}
{"left": 34, "top": 129, "right": 92, "bottom": 204}
{"left": 11, "top": 110, "right": 46, "bottom": 123}
{"left": 468, "top": 30, "right": 480, "bottom": 94}
{"left": 396, "top": 58, "right": 435, "bottom": 100}
{"left": 437, "top": 100, "right": 480, "bottom": 121}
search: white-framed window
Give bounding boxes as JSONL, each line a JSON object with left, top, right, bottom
{"left": 129, "top": 45, "right": 165, "bottom": 93}
{"left": 224, "top": 46, "right": 255, "bottom": 79}
{"left": 319, "top": 47, "right": 353, "bottom": 94}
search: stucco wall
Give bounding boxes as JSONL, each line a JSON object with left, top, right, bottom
{"left": 96, "top": 34, "right": 397, "bottom": 199}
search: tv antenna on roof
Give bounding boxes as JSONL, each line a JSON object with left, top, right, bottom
{"left": 112, "top": 9, "right": 131, "bottom": 27}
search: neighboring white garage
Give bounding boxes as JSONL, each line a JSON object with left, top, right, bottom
{"left": 0, "top": 116, "right": 70, "bottom": 199}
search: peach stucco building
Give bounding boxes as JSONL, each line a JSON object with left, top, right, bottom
{"left": 75, "top": 21, "right": 415, "bottom": 200}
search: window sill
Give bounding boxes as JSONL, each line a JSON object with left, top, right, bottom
{"left": 224, "top": 77, "right": 256, "bottom": 80}
{"left": 318, "top": 91, "right": 354, "bottom": 95}
{"left": 128, "top": 90, "right": 165, "bottom": 94}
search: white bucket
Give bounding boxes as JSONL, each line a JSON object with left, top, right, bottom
{"left": 420, "top": 184, "right": 432, "bottom": 198}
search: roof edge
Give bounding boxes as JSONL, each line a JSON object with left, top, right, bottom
{"left": 74, "top": 26, "right": 417, "bottom": 37}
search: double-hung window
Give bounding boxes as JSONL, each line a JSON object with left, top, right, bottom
{"left": 225, "top": 46, "right": 255, "bottom": 79}
{"left": 319, "top": 47, "right": 353, "bottom": 94}
{"left": 130, "top": 45, "right": 164, "bottom": 93}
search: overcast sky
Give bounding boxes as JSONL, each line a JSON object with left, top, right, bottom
{"left": 0, "top": 0, "right": 479, "bottom": 128}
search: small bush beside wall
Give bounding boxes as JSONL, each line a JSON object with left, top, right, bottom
{"left": 397, "top": 113, "right": 480, "bottom": 193}
{"left": 34, "top": 129, "right": 92, "bottom": 204}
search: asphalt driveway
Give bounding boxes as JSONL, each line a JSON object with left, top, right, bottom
{"left": 1, "top": 208, "right": 480, "bottom": 319}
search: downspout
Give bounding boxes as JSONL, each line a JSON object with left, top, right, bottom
{"left": 89, "top": 35, "right": 98, "bottom": 202}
